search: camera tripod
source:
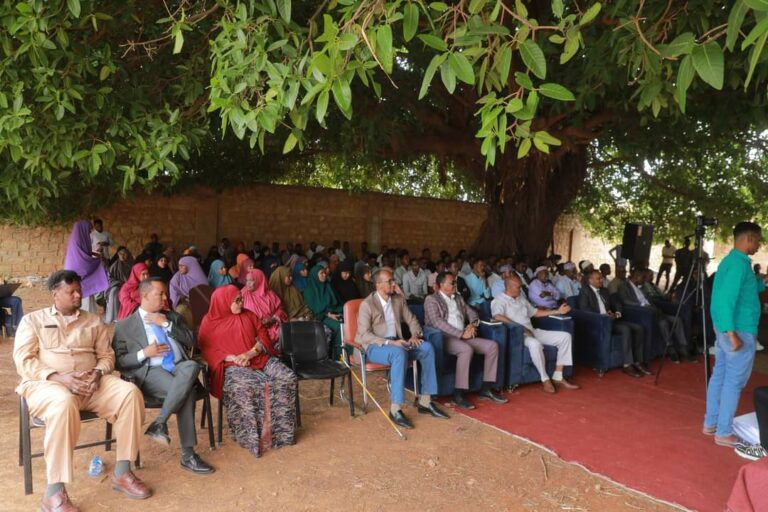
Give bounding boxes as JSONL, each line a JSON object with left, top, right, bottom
{"left": 654, "top": 225, "right": 712, "bottom": 389}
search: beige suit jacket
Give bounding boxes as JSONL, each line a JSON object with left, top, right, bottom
{"left": 355, "top": 292, "right": 422, "bottom": 350}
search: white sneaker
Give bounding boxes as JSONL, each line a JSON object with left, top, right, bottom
{"left": 735, "top": 443, "right": 767, "bottom": 461}
{"left": 757, "top": 341, "right": 765, "bottom": 351}
{"left": 708, "top": 346, "right": 716, "bottom": 355}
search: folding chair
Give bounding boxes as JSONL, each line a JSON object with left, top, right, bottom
{"left": 281, "top": 320, "right": 354, "bottom": 426}
{"left": 18, "top": 396, "right": 114, "bottom": 495}
{"left": 341, "top": 299, "right": 419, "bottom": 413}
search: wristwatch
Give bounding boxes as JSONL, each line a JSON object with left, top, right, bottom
{"left": 93, "top": 369, "right": 104, "bottom": 377}
{"left": 161, "top": 320, "right": 170, "bottom": 329}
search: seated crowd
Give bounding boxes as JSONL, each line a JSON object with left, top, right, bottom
{"left": 12, "top": 219, "right": 710, "bottom": 511}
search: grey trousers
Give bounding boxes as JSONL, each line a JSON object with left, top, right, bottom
{"left": 613, "top": 320, "right": 645, "bottom": 364}
{"left": 443, "top": 336, "right": 498, "bottom": 389}
{"left": 140, "top": 360, "right": 201, "bottom": 448}
{"left": 660, "top": 314, "right": 689, "bottom": 356}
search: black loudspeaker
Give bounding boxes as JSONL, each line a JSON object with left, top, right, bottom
{"left": 621, "top": 223, "right": 654, "bottom": 265}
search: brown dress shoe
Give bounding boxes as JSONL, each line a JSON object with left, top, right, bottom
{"left": 542, "top": 380, "right": 556, "bottom": 393}
{"left": 554, "top": 378, "right": 580, "bottom": 390}
{"left": 112, "top": 471, "right": 153, "bottom": 500}
{"left": 41, "top": 487, "right": 80, "bottom": 512}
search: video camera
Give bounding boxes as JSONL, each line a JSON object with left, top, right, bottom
{"left": 696, "top": 215, "right": 717, "bottom": 227}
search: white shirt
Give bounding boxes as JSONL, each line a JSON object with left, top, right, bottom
{"left": 487, "top": 272, "right": 502, "bottom": 290}
{"left": 136, "top": 308, "right": 182, "bottom": 366}
{"left": 393, "top": 265, "right": 409, "bottom": 287}
{"left": 90, "top": 229, "right": 114, "bottom": 260}
{"left": 440, "top": 291, "right": 465, "bottom": 331}
{"left": 402, "top": 268, "right": 428, "bottom": 299}
{"left": 590, "top": 286, "right": 608, "bottom": 315}
{"left": 629, "top": 281, "right": 650, "bottom": 306}
{"left": 554, "top": 274, "right": 580, "bottom": 298}
{"left": 376, "top": 293, "right": 397, "bottom": 339}
{"left": 491, "top": 293, "right": 536, "bottom": 331}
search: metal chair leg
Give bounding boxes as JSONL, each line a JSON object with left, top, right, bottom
{"left": 204, "top": 394, "right": 215, "bottom": 450}
{"left": 105, "top": 422, "right": 113, "bottom": 451}
{"left": 346, "top": 370, "right": 355, "bottom": 417}
{"left": 329, "top": 378, "right": 335, "bottom": 406}
{"left": 295, "top": 381, "right": 302, "bottom": 428}
{"left": 217, "top": 398, "right": 224, "bottom": 445}
{"left": 21, "top": 398, "right": 32, "bottom": 495}
{"left": 200, "top": 398, "right": 207, "bottom": 429}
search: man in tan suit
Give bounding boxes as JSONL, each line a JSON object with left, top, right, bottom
{"left": 356, "top": 268, "right": 448, "bottom": 429}
{"left": 14, "top": 270, "right": 151, "bottom": 512}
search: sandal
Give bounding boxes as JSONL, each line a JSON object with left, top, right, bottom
{"left": 702, "top": 426, "right": 716, "bottom": 436}
{"left": 715, "top": 435, "right": 744, "bottom": 448}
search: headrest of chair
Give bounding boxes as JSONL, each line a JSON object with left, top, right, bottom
{"left": 342, "top": 299, "right": 364, "bottom": 343}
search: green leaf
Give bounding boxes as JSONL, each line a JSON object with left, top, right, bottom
{"left": 539, "top": 82, "right": 576, "bottom": 101}
{"left": 338, "top": 33, "right": 358, "bottom": 50}
{"left": 675, "top": 55, "right": 694, "bottom": 112}
{"left": 403, "top": 3, "right": 419, "bottom": 42}
{"left": 535, "top": 130, "right": 562, "bottom": 146}
{"left": 692, "top": 42, "right": 724, "bottom": 90}
{"left": 67, "top": 0, "right": 81, "bottom": 18}
{"left": 515, "top": 0, "right": 528, "bottom": 18}
{"left": 173, "top": 30, "right": 184, "bottom": 54}
{"left": 439, "top": 61, "right": 456, "bottom": 93}
{"left": 745, "top": 31, "right": 768, "bottom": 88}
{"left": 519, "top": 40, "right": 546, "bottom": 79}
{"left": 661, "top": 32, "right": 695, "bottom": 58}
{"left": 99, "top": 66, "right": 111, "bottom": 81}
{"left": 277, "top": 0, "right": 291, "bottom": 23}
{"left": 469, "top": 0, "right": 488, "bottom": 14}
{"left": 514, "top": 72, "right": 534, "bottom": 90}
{"left": 561, "top": 29, "right": 580, "bottom": 63}
{"left": 332, "top": 79, "right": 352, "bottom": 115}
{"left": 742, "top": 16, "right": 768, "bottom": 49}
{"left": 316, "top": 89, "right": 329, "bottom": 123}
{"left": 419, "top": 54, "right": 445, "bottom": 99}
{"left": 376, "top": 25, "right": 394, "bottom": 73}
{"left": 430, "top": 2, "right": 449, "bottom": 12}
{"left": 532, "top": 135, "right": 550, "bottom": 153}
{"left": 517, "top": 138, "right": 532, "bottom": 159}
{"left": 552, "top": 0, "right": 564, "bottom": 19}
{"left": 506, "top": 98, "right": 524, "bottom": 113}
{"left": 495, "top": 46, "right": 512, "bottom": 84}
{"left": 449, "top": 53, "right": 475, "bottom": 84}
{"left": 283, "top": 132, "right": 298, "bottom": 154}
{"left": 579, "top": 2, "right": 601, "bottom": 26}
{"left": 744, "top": 0, "right": 768, "bottom": 10}
{"left": 418, "top": 34, "right": 448, "bottom": 52}
{"left": 727, "top": 1, "right": 749, "bottom": 51}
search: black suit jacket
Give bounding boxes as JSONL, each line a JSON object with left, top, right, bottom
{"left": 112, "top": 309, "right": 195, "bottom": 384}
{"left": 577, "top": 286, "right": 622, "bottom": 315}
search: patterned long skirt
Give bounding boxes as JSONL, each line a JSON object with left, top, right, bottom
{"left": 222, "top": 359, "right": 298, "bottom": 458}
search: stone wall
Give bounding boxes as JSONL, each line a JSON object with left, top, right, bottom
{"left": 3, "top": 183, "right": 752, "bottom": 279}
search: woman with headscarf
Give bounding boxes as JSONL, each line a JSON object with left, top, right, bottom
{"left": 64, "top": 220, "right": 109, "bottom": 313}
{"left": 105, "top": 246, "right": 133, "bottom": 323}
{"left": 198, "top": 285, "right": 297, "bottom": 458}
{"left": 229, "top": 253, "right": 249, "bottom": 282}
{"left": 236, "top": 255, "right": 255, "bottom": 287}
{"left": 269, "top": 266, "right": 315, "bottom": 321}
{"left": 149, "top": 254, "right": 174, "bottom": 286}
{"left": 169, "top": 256, "right": 209, "bottom": 326}
{"left": 260, "top": 248, "right": 280, "bottom": 279}
{"left": 354, "top": 262, "right": 375, "bottom": 298}
{"left": 208, "top": 259, "right": 233, "bottom": 288}
{"left": 241, "top": 269, "right": 288, "bottom": 344}
{"left": 292, "top": 257, "right": 309, "bottom": 291}
{"left": 163, "top": 246, "right": 178, "bottom": 274}
{"left": 330, "top": 259, "right": 360, "bottom": 304}
{"left": 118, "top": 262, "right": 149, "bottom": 320}
{"left": 303, "top": 265, "right": 343, "bottom": 359}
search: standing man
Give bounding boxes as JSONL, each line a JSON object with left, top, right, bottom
{"left": 90, "top": 218, "right": 115, "bottom": 264}
{"left": 113, "top": 277, "right": 214, "bottom": 474}
{"left": 424, "top": 272, "right": 506, "bottom": 409}
{"left": 657, "top": 239, "right": 676, "bottom": 291}
{"left": 356, "top": 268, "right": 449, "bottom": 429}
{"left": 670, "top": 237, "right": 693, "bottom": 293}
{"left": 705, "top": 222, "right": 767, "bottom": 447}
{"left": 14, "top": 270, "right": 150, "bottom": 511}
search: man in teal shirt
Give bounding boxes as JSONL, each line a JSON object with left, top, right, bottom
{"left": 705, "top": 221, "right": 767, "bottom": 447}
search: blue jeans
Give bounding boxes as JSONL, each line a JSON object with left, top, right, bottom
{"left": 365, "top": 342, "right": 438, "bottom": 405}
{"left": 0, "top": 296, "right": 23, "bottom": 333}
{"left": 704, "top": 331, "right": 756, "bottom": 436}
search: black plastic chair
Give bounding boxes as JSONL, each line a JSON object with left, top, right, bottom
{"left": 280, "top": 321, "right": 355, "bottom": 426}
{"left": 18, "top": 396, "right": 114, "bottom": 495}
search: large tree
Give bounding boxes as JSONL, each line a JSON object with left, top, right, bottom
{"left": 1, "top": 1, "right": 767, "bottom": 258}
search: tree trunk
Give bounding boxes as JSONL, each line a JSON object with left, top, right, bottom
{"left": 471, "top": 146, "right": 588, "bottom": 262}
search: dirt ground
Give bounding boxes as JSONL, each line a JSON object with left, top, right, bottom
{"left": 1, "top": 285, "right": 691, "bottom": 511}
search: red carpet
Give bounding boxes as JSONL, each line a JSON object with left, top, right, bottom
{"left": 455, "top": 360, "right": 768, "bottom": 512}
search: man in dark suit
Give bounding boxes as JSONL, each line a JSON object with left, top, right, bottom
{"left": 577, "top": 270, "right": 650, "bottom": 378}
{"left": 112, "top": 277, "right": 214, "bottom": 475}
{"left": 356, "top": 268, "right": 448, "bottom": 429}
{"left": 618, "top": 268, "right": 692, "bottom": 362}
{"left": 424, "top": 271, "right": 506, "bottom": 409}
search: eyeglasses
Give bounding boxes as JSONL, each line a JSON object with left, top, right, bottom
{"left": 233, "top": 297, "right": 243, "bottom": 304}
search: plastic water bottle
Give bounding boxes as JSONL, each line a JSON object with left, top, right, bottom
{"left": 88, "top": 455, "right": 103, "bottom": 477}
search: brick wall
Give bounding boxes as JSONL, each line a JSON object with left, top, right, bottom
{"left": 2, "top": 183, "right": 736, "bottom": 278}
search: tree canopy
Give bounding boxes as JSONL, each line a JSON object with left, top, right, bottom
{"left": 2, "top": 1, "right": 767, "bottom": 254}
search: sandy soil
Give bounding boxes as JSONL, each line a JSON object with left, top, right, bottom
{"left": 1, "top": 286, "right": 684, "bottom": 511}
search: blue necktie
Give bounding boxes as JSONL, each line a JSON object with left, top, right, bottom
{"left": 150, "top": 323, "right": 176, "bottom": 373}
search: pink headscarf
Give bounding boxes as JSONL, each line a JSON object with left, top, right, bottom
{"left": 241, "top": 269, "right": 288, "bottom": 343}
{"left": 237, "top": 256, "right": 255, "bottom": 285}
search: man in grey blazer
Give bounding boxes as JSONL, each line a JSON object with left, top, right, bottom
{"left": 356, "top": 268, "right": 448, "bottom": 429}
{"left": 112, "top": 277, "right": 214, "bottom": 475}
{"left": 424, "top": 271, "right": 507, "bottom": 409}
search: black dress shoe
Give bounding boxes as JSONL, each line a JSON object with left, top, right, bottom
{"left": 389, "top": 410, "right": 414, "bottom": 429}
{"left": 477, "top": 389, "right": 508, "bottom": 404}
{"left": 452, "top": 393, "right": 476, "bottom": 410}
{"left": 621, "top": 366, "right": 642, "bottom": 378}
{"left": 144, "top": 421, "right": 170, "bottom": 446}
{"left": 180, "top": 453, "right": 215, "bottom": 475}
{"left": 634, "top": 363, "right": 653, "bottom": 376}
{"left": 417, "top": 402, "right": 450, "bottom": 419}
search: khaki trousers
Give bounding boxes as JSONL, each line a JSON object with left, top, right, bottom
{"left": 443, "top": 336, "right": 498, "bottom": 389}
{"left": 20, "top": 374, "right": 145, "bottom": 484}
